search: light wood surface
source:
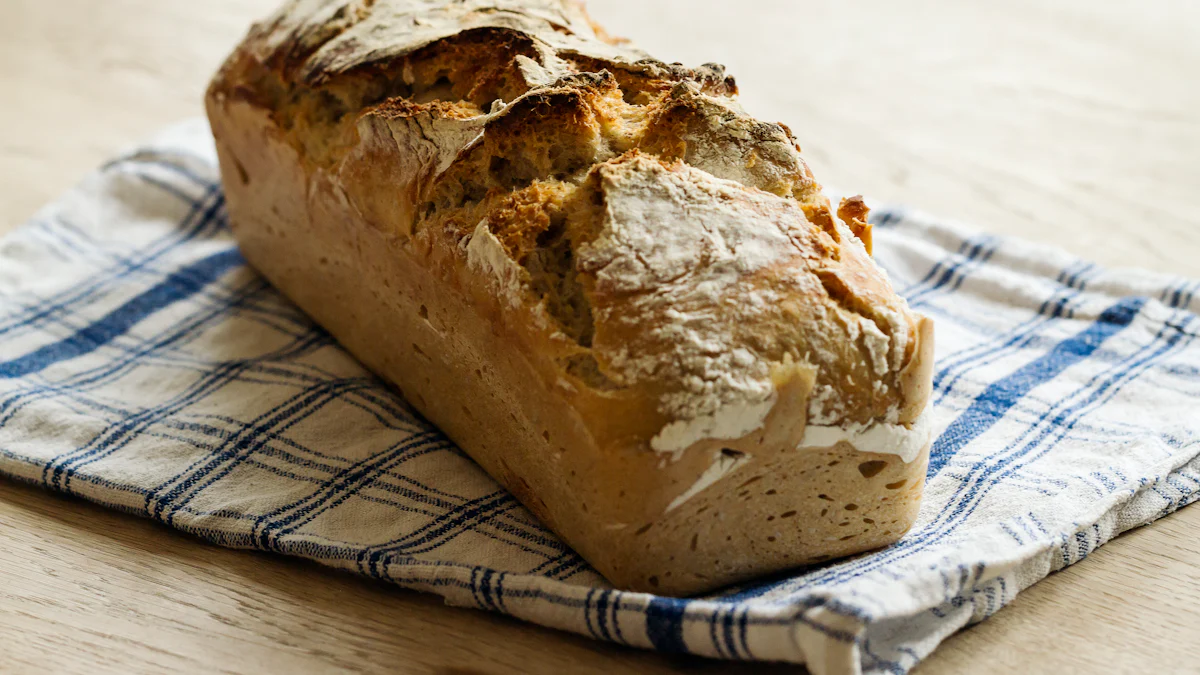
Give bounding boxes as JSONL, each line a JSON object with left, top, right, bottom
{"left": 2, "top": 1, "right": 1198, "bottom": 673}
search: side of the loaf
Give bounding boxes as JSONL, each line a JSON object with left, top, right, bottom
{"left": 206, "top": 0, "right": 934, "bottom": 595}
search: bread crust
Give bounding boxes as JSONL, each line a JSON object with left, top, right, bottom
{"left": 207, "top": 0, "right": 935, "bottom": 595}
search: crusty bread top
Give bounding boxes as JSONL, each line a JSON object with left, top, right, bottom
{"left": 249, "top": 0, "right": 644, "bottom": 80}
{"left": 209, "top": 0, "right": 929, "bottom": 458}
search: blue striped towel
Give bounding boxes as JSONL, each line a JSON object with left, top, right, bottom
{"left": 2, "top": 119, "right": 1198, "bottom": 675}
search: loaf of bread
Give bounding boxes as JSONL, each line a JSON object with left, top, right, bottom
{"left": 206, "top": 0, "right": 934, "bottom": 596}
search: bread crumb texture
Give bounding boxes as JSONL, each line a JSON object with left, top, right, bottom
{"left": 210, "top": 0, "right": 923, "bottom": 447}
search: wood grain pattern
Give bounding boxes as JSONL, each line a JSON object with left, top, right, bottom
{"left": 2, "top": 1, "right": 1198, "bottom": 673}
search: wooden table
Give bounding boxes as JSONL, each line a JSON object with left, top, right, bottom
{"left": 3, "top": 1, "right": 1198, "bottom": 672}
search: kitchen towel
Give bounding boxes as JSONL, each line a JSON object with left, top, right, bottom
{"left": 2, "top": 120, "right": 1198, "bottom": 675}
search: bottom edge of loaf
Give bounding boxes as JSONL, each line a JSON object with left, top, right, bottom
{"left": 595, "top": 442, "right": 929, "bottom": 596}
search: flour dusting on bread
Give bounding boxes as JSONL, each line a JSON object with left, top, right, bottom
{"left": 207, "top": 0, "right": 936, "bottom": 595}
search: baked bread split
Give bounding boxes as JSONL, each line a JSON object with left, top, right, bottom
{"left": 206, "top": 0, "right": 935, "bottom": 595}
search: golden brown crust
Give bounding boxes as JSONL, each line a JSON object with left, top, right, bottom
{"left": 838, "top": 195, "right": 874, "bottom": 255}
{"left": 207, "top": 0, "right": 935, "bottom": 595}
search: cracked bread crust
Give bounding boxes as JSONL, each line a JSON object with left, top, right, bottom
{"left": 206, "top": 0, "right": 935, "bottom": 595}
